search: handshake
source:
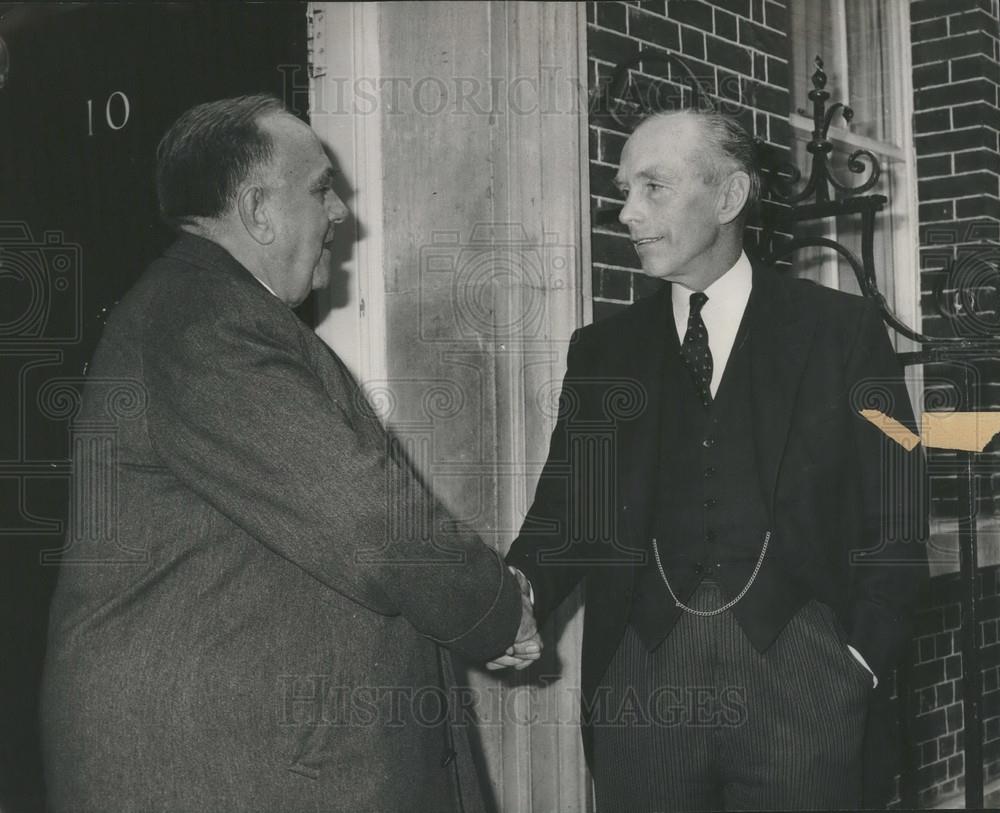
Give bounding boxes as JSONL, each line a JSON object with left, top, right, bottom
{"left": 486, "top": 567, "right": 542, "bottom": 671}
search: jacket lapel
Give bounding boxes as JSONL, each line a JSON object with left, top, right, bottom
{"left": 748, "top": 265, "right": 817, "bottom": 521}
{"left": 616, "top": 287, "right": 676, "bottom": 550}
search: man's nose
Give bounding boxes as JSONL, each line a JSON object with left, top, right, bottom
{"left": 328, "top": 193, "right": 349, "bottom": 223}
{"left": 618, "top": 193, "right": 639, "bottom": 227}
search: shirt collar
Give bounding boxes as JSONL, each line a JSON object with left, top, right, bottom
{"left": 253, "top": 276, "right": 280, "bottom": 299}
{"left": 671, "top": 251, "right": 753, "bottom": 315}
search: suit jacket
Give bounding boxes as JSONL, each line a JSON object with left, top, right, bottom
{"left": 41, "top": 233, "right": 522, "bottom": 813}
{"left": 506, "top": 264, "right": 928, "bottom": 797}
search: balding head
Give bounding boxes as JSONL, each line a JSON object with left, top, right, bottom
{"left": 156, "top": 94, "right": 287, "bottom": 229}
{"left": 155, "top": 95, "right": 348, "bottom": 307}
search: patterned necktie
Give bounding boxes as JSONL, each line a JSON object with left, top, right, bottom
{"left": 679, "top": 291, "right": 713, "bottom": 406}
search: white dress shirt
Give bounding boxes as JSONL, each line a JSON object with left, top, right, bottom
{"left": 253, "top": 276, "right": 279, "bottom": 298}
{"left": 671, "top": 252, "right": 753, "bottom": 397}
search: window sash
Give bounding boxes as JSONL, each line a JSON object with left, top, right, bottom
{"left": 790, "top": 0, "right": 908, "bottom": 150}
{"left": 786, "top": 1, "right": 919, "bottom": 352}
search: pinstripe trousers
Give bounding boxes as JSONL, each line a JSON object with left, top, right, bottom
{"left": 591, "top": 582, "right": 872, "bottom": 811}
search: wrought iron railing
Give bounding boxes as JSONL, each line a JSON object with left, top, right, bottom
{"left": 759, "top": 60, "right": 995, "bottom": 808}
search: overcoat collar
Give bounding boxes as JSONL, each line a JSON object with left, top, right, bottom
{"left": 163, "top": 231, "right": 286, "bottom": 308}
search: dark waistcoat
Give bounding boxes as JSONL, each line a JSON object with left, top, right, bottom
{"left": 629, "top": 314, "right": 807, "bottom": 653}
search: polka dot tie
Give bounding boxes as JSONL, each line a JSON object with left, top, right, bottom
{"left": 679, "top": 291, "right": 713, "bottom": 407}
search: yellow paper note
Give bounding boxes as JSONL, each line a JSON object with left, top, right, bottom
{"left": 859, "top": 409, "right": 921, "bottom": 451}
{"left": 921, "top": 412, "right": 1000, "bottom": 452}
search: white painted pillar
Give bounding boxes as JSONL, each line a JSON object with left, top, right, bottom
{"left": 308, "top": 4, "right": 593, "bottom": 810}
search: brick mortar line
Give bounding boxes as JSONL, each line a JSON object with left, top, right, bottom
{"left": 910, "top": 29, "right": 1000, "bottom": 53}
{"left": 949, "top": 145, "right": 1000, "bottom": 155}
{"left": 680, "top": 18, "right": 788, "bottom": 49}
{"left": 919, "top": 237, "right": 1000, "bottom": 246}
{"left": 915, "top": 78, "right": 1000, "bottom": 95}
{"left": 916, "top": 104, "right": 1000, "bottom": 117}
{"left": 706, "top": 35, "right": 789, "bottom": 63}
{"left": 606, "top": 2, "right": 788, "bottom": 35}
{"left": 916, "top": 55, "right": 1000, "bottom": 65}
{"left": 917, "top": 124, "right": 1000, "bottom": 135}
{"left": 615, "top": 63, "right": 792, "bottom": 94}
{"left": 630, "top": 36, "right": 790, "bottom": 65}
{"left": 586, "top": 35, "right": 791, "bottom": 67}
{"left": 925, "top": 4, "right": 1000, "bottom": 17}
{"left": 919, "top": 98, "right": 1000, "bottom": 107}
{"left": 588, "top": 55, "right": 790, "bottom": 75}
{"left": 920, "top": 192, "right": 1000, "bottom": 201}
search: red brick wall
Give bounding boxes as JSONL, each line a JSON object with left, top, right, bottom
{"left": 912, "top": 0, "right": 1000, "bottom": 343}
{"left": 903, "top": 566, "right": 1000, "bottom": 807}
{"left": 908, "top": 1, "right": 1000, "bottom": 801}
{"left": 586, "top": 0, "right": 791, "bottom": 322}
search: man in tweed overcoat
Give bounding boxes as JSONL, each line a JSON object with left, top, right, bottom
{"left": 42, "top": 94, "right": 538, "bottom": 813}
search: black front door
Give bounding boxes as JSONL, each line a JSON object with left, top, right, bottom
{"left": 0, "top": 5, "right": 307, "bottom": 809}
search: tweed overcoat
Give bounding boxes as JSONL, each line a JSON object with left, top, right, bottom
{"left": 41, "top": 233, "right": 522, "bottom": 813}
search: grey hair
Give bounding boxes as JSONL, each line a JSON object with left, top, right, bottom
{"left": 156, "top": 94, "right": 288, "bottom": 229}
{"left": 641, "top": 109, "right": 761, "bottom": 219}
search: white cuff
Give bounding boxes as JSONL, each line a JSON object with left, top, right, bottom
{"left": 847, "top": 644, "right": 878, "bottom": 689}
{"left": 508, "top": 566, "right": 535, "bottom": 607}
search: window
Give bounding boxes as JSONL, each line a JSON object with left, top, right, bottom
{"left": 787, "top": 0, "right": 920, "bottom": 350}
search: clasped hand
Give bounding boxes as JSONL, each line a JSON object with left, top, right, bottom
{"left": 485, "top": 567, "right": 542, "bottom": 671}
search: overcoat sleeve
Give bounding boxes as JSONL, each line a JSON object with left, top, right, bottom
{"left": 142, "top": 274, "right": 521, "bottom": 662}
{"left": 845, "top": 299, "right": 929, "bottom": 680}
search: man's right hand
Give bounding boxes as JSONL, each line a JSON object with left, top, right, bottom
{"left": 485, "top": 568, "right": 541, "bottom": 671}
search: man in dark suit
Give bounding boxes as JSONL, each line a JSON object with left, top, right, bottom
{"left": 41, "top": 94, "right": 539, "bottom": 813}
{"left": 505, "top": 110, "right": 927, "bottom": 810}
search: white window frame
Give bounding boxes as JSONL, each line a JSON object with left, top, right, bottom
{"left": 788, "top": 0, "right": 921, "bottom": 357}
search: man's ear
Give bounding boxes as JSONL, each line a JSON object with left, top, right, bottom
{"left": 716, "top": 170, "right": 751, "bottom": 225}
{"left": 236, "top": 184, "right": 274, "bottom": 245}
